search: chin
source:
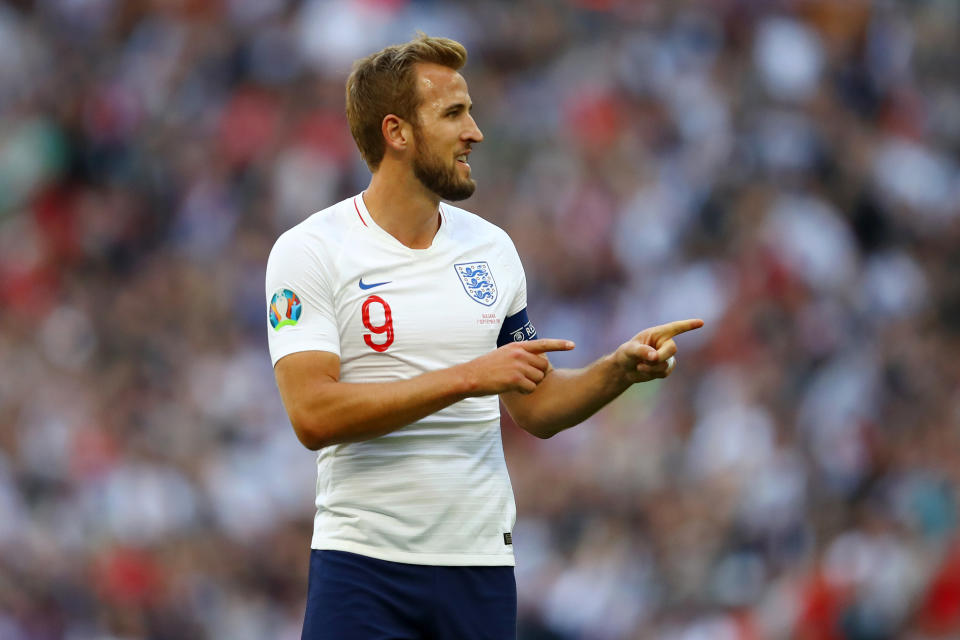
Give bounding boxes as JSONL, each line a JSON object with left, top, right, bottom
{"left": 414, "top": 161, "right": 477, "bottom": 201}
{"left": 439, "top": 182, "right": 476, "bottom": 201}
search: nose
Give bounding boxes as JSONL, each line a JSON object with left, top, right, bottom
{"left": 464, "top": 114, "right": 483, "bottom": 143}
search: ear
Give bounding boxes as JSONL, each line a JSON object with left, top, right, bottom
{"left": 382, "top": 114, "right": 412, "bottom": 153}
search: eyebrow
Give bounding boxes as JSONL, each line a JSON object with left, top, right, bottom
{"left": 444, "top": 102, "right": 473, "bottom": 114}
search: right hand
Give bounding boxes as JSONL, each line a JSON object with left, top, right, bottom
{"left": 460, "top": 339, "right": 575, "bottom": 396}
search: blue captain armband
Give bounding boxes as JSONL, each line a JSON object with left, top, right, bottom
{"left": 497, "top": 308, "right": 538, "bottom": 347}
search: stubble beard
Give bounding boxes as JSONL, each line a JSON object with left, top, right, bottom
{"left": 412, "top": 137, "right": 476, "bottom": 202}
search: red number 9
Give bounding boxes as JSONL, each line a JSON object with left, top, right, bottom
{"left": 362, "top": 295, "right": 394, "bottom": 352}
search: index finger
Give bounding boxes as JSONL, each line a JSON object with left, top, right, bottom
{"left": 519, "top": 338, "right": 576, "bottom": 354}
{"left": 654, "top": 318, "right": 704, "bottom": 340}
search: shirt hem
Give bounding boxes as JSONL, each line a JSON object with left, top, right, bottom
{"left": 311, "top": 539, "right": 516, "bottom": 567}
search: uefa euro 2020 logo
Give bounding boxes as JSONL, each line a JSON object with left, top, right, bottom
{"left": 269, "top": 288, "right": 302, "bottom": 330}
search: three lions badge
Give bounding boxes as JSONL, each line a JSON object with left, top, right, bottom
{"left": 454, "top": 262, "right": 497, "bottom": 307}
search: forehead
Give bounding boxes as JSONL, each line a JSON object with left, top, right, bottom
{"left": 414, "top": 62, "right": 470, "bottom": 112}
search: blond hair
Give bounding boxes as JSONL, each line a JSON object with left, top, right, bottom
{"left": 346, "top": 34, "right": 468, "bottom": 171}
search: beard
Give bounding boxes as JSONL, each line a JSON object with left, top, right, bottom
{"left": 412, "top": 136, "right": 476, "bottom": 201}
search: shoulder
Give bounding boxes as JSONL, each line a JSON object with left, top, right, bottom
{"left": 267, "top": 196, "right": 366, "bottom": 285}
{"left": 269, "top": 195, "right": 363, "bottom": 258}
{"left": 441, "top": 203, "right": 515, "bottom": 248}
{"left": 284, "top": 195, "right": 363, "bottom": 243}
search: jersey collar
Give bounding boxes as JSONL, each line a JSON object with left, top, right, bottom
{"left": 354, "top": 192, "right": 449, "bottom": 255}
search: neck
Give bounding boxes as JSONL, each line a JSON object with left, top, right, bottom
{"left": 363, "top": 162, "right": 441, "bottom": 250}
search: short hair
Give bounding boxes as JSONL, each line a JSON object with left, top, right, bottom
{"left": 346, "top": 34, "right": 468, "bottom": 171}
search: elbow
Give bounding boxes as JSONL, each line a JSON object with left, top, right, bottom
{"left": 291, "top": 422, "right": 325, "bottom": 450}
{"left": 289, "top": 411, "right": 338, "bottom": 451}
{"left": 293, "top": 429, "right": 325, "bottom": 451}
{"left": 505, "top": 401, "right": 559, "bottom": 439}
{"left": 529, "top": 425, "right": 560, "bottom": 439}
{"left": 514, "top": 415, "right": 559, "bottom": 440}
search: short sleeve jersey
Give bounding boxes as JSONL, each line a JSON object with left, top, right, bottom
{"left": 265, "top": 193, "right": 534, "bottom": 566}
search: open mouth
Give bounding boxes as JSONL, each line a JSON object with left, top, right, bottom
{"left": 456, "top": 153, "right": 470, "bottom": 169}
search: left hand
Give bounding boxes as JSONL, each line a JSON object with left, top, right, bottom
{"left": 613, "top": 318, "right": 704, "bottom": 383}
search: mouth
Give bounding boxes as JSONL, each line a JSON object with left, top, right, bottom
{"left": 456, "top": 152, "right": 471, "bottom": 170}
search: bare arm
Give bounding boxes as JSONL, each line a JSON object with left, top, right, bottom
{"left": 501, "top": 319, "right": 703, "bottom": 439}
{"left": 275, "top": 338, "right": 574, "bottom": 450}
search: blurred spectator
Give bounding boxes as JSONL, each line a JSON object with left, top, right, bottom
{"left": 1, "top": 0, "right": 959, "bottom": 638}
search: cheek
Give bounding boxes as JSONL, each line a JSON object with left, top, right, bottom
{"left": 422, "top": 140, "right": 448, "bottom": 162}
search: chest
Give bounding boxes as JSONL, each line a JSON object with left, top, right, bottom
{"left": 333, "top": 248, "right": 516, "bottom": 368}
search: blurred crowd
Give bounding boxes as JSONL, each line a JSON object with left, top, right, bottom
{"left": 1, "top": 0, "right": 959, "bottom": 638}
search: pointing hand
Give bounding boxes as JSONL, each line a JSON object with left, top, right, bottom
{"left": 614, "top": 319, "right": 703, "bottom": 383}
{"left": 460, "top": 339, "right": 575, "bottom": 395}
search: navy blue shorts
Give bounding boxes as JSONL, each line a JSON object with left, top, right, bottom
{"left": 301, "top": 550, "right": 517, "bottom": 640}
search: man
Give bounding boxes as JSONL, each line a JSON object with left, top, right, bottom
{"left": 265, "top": 34, "right": 702, "bottom": 640}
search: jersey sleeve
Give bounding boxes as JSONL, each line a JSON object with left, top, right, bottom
{"left": 496, "top": 234, "right": 538, "bottom": 347}
{"left": 265, "top": 228, "right": 341, "bottom": 365}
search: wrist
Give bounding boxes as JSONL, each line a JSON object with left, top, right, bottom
{"left": 448, "top": 362, "right": 480, "bottom": 399}
{"left": 604, "top": 352, "right": 635, "bottom": 388}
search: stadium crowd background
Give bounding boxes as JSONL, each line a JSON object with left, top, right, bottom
{"left": 1, "top": 0, "right": 959, "bottom": 638}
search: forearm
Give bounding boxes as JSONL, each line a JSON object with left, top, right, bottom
{"left": 285, "top": 367, "right": 473, "bottom": 450}
{"left": 277, "top": 338, "right": 577, "bottom": 449}
{"left": 502, "top": 353, "right": 633, "bottom": 439}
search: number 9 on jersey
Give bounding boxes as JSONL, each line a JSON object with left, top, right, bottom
{"left": 362, "top": 295, "right": 394, "bottom": 352}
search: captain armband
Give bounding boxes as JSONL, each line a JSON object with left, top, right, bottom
{"left": 497, "top": 308, "right": 538, "bottom": 347}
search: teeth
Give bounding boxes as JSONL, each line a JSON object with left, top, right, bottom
{"left": 457, "top": 155, "right": 467, "bottom": 162}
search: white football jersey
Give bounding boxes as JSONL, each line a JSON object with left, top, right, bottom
{"left": 265, "top": 193, "right": 534, "bottom": 566}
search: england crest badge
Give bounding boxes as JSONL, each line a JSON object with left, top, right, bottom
{"left": 454, "top": 261, "right": 498, "bottom": 307}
